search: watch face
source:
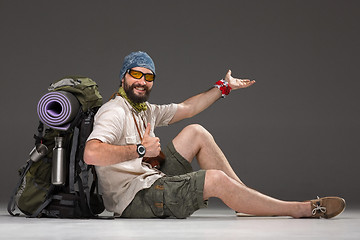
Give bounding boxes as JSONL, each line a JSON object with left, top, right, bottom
{"left": 137, "top": 145, "right": 146, "bottom": 155}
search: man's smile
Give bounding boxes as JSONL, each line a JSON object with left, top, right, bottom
{"left": 133, "top": 85, "right": 147, "bottom": 95}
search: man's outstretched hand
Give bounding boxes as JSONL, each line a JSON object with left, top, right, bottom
{"left": 225, "top": 70, "right": 256, "bottom": 90}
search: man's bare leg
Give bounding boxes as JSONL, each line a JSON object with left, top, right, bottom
{"left": 172, "top": 124, "right": 310, "bottom": 217}
{"left": 204, "top": 169, "right": 312, "bottom": 218}
{"left": 171, "top": 124, "right": 344, "bottom": 218}
{"left": 172, "top": 124, "right": 244, "bottom": 184}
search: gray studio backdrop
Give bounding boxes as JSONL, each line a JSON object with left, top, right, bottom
{"left": 1, "top": 0, "right": 359, "bottom": 207}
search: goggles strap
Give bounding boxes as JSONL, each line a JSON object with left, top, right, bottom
{"left": 214, "top": 79, "right": 232, "bottom": 98}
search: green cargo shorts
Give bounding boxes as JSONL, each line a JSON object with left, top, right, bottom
{"left": 121, "top": 142, "right": 208, "bottom": 219}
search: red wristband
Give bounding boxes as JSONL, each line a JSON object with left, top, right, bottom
{"left": 214, "top": 79, "right": 232, "bottom": 98}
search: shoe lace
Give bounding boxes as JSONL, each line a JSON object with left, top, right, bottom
{"left": 312, "top": 196, "right": 327, "bottom": 215}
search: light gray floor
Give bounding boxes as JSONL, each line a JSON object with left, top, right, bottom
{"left": 1, "top": 205, "right": 359, "bottom": 240}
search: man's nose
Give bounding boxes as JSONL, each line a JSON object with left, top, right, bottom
{"left": 138, "top": 76, "right": 147, "bottom": 85}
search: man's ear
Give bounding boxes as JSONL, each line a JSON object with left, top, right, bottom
{"left": 121, "top": 78, "right": 124, "bottom": 87}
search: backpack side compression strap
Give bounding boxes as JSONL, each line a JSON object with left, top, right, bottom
{"left": 30, "top": 195, "right": 53, "bottom": 218}
{"left": 7, "top": 161, "right": 33, "bottom": 216}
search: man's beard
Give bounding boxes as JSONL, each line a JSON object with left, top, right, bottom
{"left": 123, "top": 80, "right": 151, "bottom": 103}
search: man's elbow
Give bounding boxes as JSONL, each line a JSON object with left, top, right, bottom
{"left": 83, "top": 145, "right": 95, "bottom": 165}
{"left": 84, "top": 140, "right": 100, "bottom": 165}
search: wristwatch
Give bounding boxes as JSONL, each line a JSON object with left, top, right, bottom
{"left": 136, "top": 144, "right": 146, "bottom": 158}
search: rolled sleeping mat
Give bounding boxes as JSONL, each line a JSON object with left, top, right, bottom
{"left": 37, "top": 91, "right": 80, "bottom": 131}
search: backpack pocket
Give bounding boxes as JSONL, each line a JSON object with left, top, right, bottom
{"left": 17, "top": 158, "right": 53, "bottom": 215}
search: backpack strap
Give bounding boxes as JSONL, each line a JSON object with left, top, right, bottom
{"left": 30, "top": 193, "right": 54, "bottom": 218}
{"left": 32, "top": 194, "right": 77, "bottom": 218}
{"left": 7, "top": 160, "right": 33, "bottom": 216}
{"left": 76, "top": 110, "right": 96, "bottom": 214}
{"left": 69, "top": 109, "right": 101, "bottom": 217}
{"left": 33, "top": 121, "right": 44, "bottom": 145}
{"left": 75, "top": 174, "right": 92, "bottom": 217}
{"left": 89, "top": 167, "right": 105, "bottom": 214}
{"left": 69, "top": 126, "right": 80, "bottom": 193}
{"left": 67, "top": 108, "right": 84, "bottom": 133}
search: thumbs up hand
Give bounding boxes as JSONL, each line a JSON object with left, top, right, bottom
{"left": 141, "top": 123, "right": 161, "bottom": 157}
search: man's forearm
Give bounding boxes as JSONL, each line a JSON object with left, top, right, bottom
{"left": 183, "top": 87, "right": 221, "bottom": 117}
{"left": 84, "top": 139, "right": 138, "bottom": 166}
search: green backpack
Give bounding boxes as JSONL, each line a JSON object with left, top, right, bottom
{"left": 8, "top": 76, "right": 106, "bottom": 218}
{"left": 48, "top": 76, "right": 103, "bottom": 112}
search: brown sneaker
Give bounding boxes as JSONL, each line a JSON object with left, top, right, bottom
{"left": 309, "top": 196, "right": 346, "bottom": 219}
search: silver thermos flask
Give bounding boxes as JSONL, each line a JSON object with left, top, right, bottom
{"left": 52, "top": 136, "right": 65, "bottom": 185}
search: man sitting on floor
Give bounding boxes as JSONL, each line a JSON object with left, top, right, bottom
{"left": 84, "top": 51, "right": 345, "bottom": 219}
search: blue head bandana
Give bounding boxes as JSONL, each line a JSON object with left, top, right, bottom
{"left": 119, "top": 51, "right": 156, "bottom": 81}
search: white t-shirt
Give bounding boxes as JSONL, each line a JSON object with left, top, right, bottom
{"left": 87, "top": 96, "right": 178, "bottom": 215}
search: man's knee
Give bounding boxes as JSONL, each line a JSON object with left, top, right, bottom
{"left": 205, "top": 169, "right": 228, "bottom": 183}
{"left": 203, "top": 169, "right": 230, "bottom": 199}
{"left": 183, "top": 124, "right": 213, "bottom": 141}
